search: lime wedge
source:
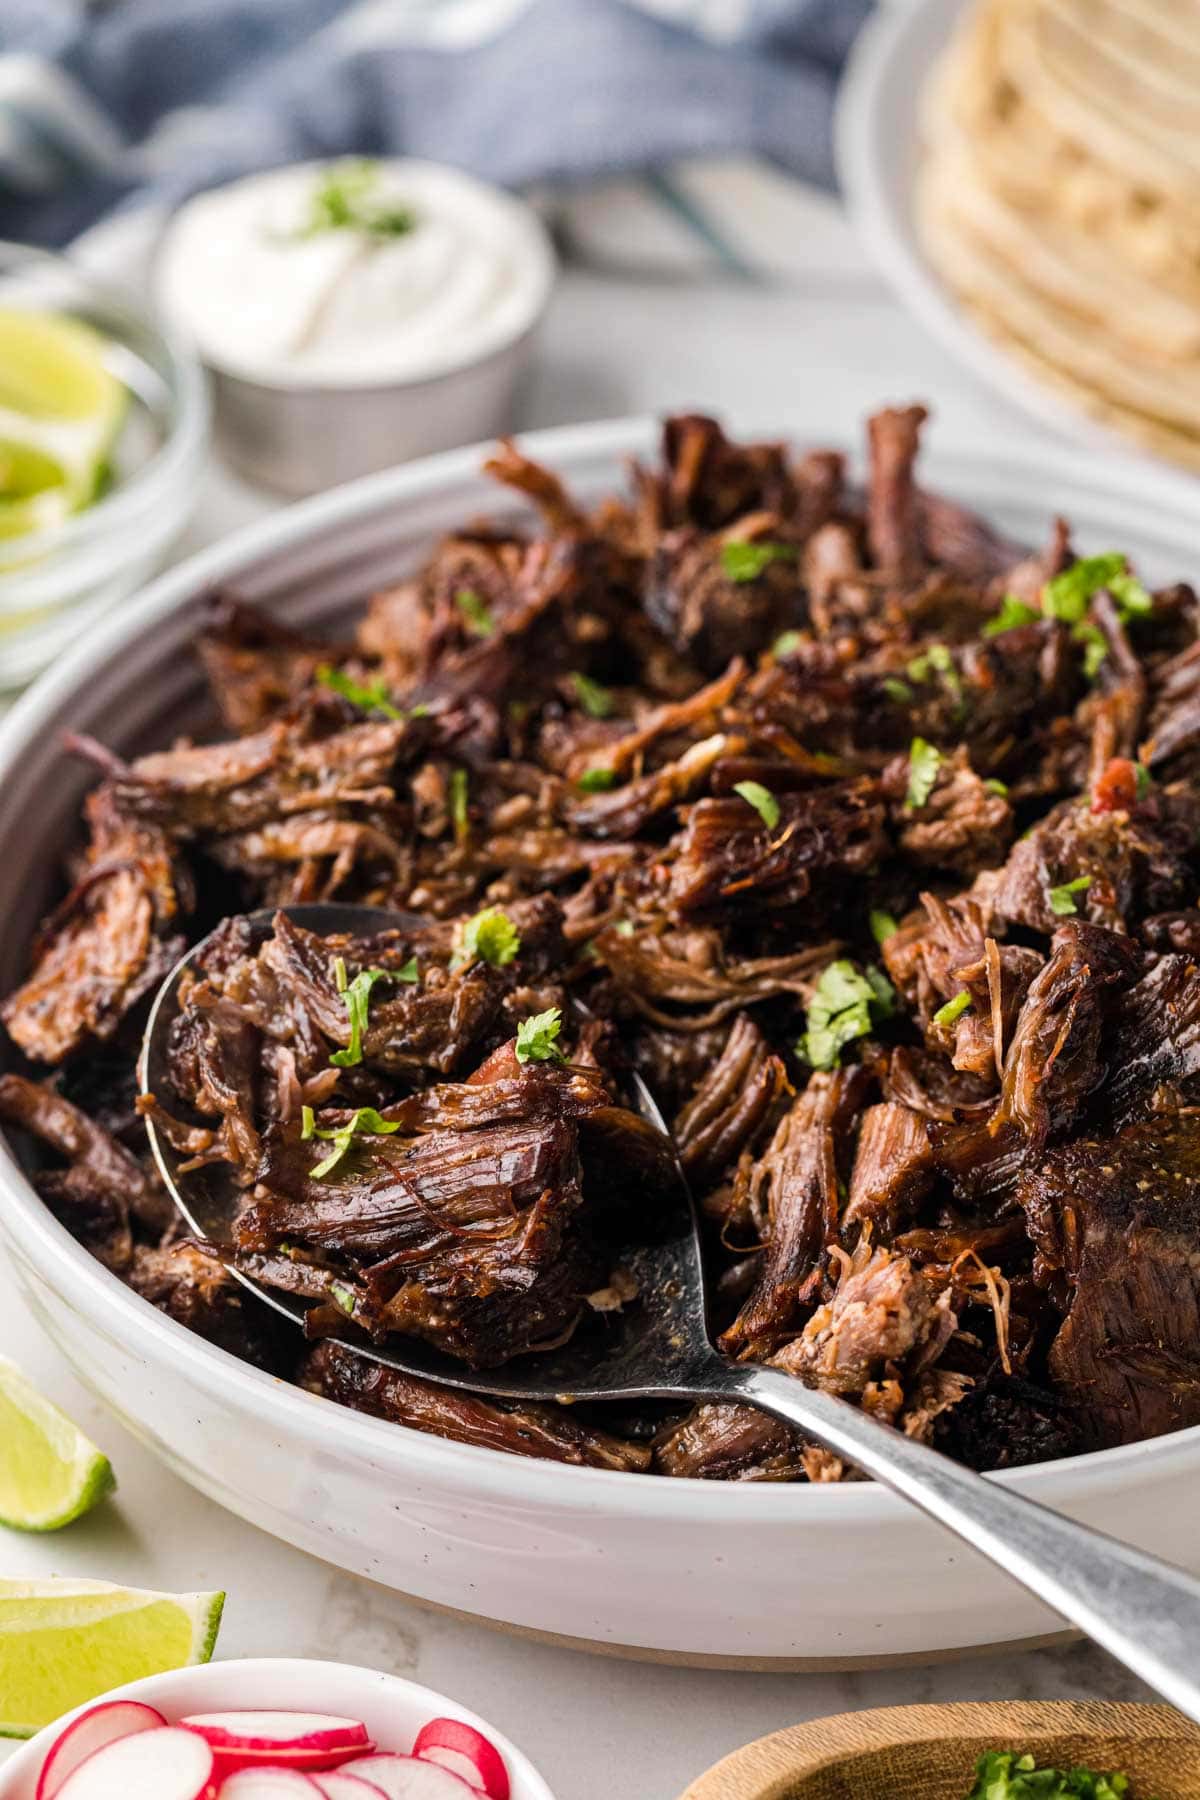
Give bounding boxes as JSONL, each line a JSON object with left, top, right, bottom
{"left": 0, "top": 1358, "right": 115, "bottom": 1532}
{"left": 0, "top": 1578, "right": 225, "bottom": 1737}
{"left": 0, "top": 309, "right": 126, "bottom": 546}
{"left": 0, "top": 308, "right": 122, "bottom": 424}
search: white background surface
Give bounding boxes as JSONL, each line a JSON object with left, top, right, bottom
{"left": 0, "top": 185, "right": 1157, "bottom": 1800}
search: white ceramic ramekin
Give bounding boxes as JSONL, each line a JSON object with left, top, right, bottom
{"left": 1, "top": 420, "right": 1199, "bottom": 1666}
{"left": 0, "top": 1657, "right": 555, "bottom": 1800}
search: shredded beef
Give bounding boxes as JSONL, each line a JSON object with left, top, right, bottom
{"left": 4, "top": 401, "right": 1198, "bottom": 1478}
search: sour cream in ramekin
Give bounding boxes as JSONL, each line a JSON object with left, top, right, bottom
{"left": 152, "top": 159, "right": 555, "bottom": 493}
{"left": 156, "top": 158, "right": 553, "bottom": 388}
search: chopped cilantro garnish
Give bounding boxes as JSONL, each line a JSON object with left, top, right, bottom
{"left": 933, "top": 990, "right": 971, "bottom": 1029}
{"left": 869, "top": 908, "right": 898, "bottom": 945}
{"left": 796, "top": 960, "right": 895, "bottom": 1070}
{"left": 1109, "top": 570, "right": 1152, "bottom": 618}
{"left": 456, "top": 905, "right": 521, "bottom": 969}
{"left": 307, "top": 1105, "right": 403, "bottom": 1180}
{"left": 964, "top": 1749, "right": 1131, "bottom": 1800}
{"left": 732, "top": 780, "right": 781, "bottom": 830}
{"left": 1043, "top": 553, "right": 1126, "bottom": 624}
{"left": 984, "top": 777, "right": 1009, "bottom": 796}
{"left": 1134, "top": 761, "right": 1152, "bottom": 799}
{"left": 328, "top": 1281, "right": 357, "bottom": 1317}
{"left": 984, "top": 595, "right": 1040, "bottom": 636}
{"left": 773, "top": 629, "right": 802, "bottom": 658}
{"left": 570, "top": 671, "right": 614, "bottom": 718}
{"left": 905, "top": 737, "right": 942, "bottom": 811}
{"left": 456, "top": 588, "right": 495, "bottom": 637}
{"left": 577, "top": 766, "right": 618, "bottom": 793}
{"left": 1073, "top": 621, "right": 1109, "bottom": 681}
{"left": 293, "top": 159, "right": 416, "bottom": 242}
{"left": 516, "top": 1006, "right": 567, "bottom": 1065}
{"left": 1048, "top": 874, "right": 1092, "bottom": 917}
{"left": 883, "top": 677, "right": 913, "bottom": 704}
{"left": 449, "top": 767, "right": 469, "bottom": 838}
{"left": 330, "top": 967, "right": 395, "bottom": 1069}
{"left": 614, "top": 919, "right": 635, "bottom": 937}
{"left": 316, "top": 663, "right": 403, "bottom": 719}
{"left": 907, "top": 641, "right": 962, "bottom": 702}
{"left": 720, "top": 540, "right": 796, "bottom": 583}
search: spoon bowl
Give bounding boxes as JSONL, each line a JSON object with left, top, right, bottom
{"left": 140, "top": 904, "right": 1200, "bottom": 1721}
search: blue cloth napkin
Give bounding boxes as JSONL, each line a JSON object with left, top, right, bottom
{"left": 0, "top": 0, "right": 871, "bottom": 248}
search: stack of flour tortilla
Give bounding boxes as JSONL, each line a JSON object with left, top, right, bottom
{"left": 917, "top": 0, "right": 1200, "bottom": 469}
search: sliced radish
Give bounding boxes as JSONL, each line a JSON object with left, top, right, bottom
{"left": 338, "top": 1757, "right": 478, "bottom": 1798}
{"left": 310, "top": 1777, "right": 390, "bottom": 1800}
{"left": 217, "top": 1773, "right": 324, "bottom": 1797}
{"left": 413, "top": 1720, "right": 508, "bottom": 1800}
{"left": 54, "top": 1727, "right": 214, "bottom": 1800}
{"left": 37, "top": 1701, "right": 168, "bottom": 1800}
{"left": 183, "top": 1714, "right": 370, "bottom": 1758}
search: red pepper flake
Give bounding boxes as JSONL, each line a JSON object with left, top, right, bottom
{"left": 1092, "top": 757, "right": 1144, "bottom": 814}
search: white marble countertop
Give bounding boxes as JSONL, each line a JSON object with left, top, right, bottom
{"left": 0, "top": 188, "right": 1153, "bottom": 1800}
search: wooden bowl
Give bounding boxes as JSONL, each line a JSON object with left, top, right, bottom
{"left": 679, "top": 1702, "right": 1200, "bottom": 1799}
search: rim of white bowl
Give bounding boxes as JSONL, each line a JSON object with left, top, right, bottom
{"left": 2, "top": 414, "right": 1200, "bottom": 1525}
{"left": 0, "top": 1657, "right": 556, "bottom": 1800}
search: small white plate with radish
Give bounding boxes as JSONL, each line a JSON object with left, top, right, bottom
{"left": 0, "top": 1659, "right": 555, "bottom": 1800}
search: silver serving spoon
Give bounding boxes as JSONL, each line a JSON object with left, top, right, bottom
{"left": 142, "top": 904, "right": 1200, "bottom": 1718}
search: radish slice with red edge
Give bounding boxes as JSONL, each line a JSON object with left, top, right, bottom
{"left": 53, "top": 1726, "right": 214, "bottom": 1800}
{"left": 337, "top": 1756, "right": 478, "bottom": 1798}
{"left": 217, "top": 1773, "right": 326, "bottom": 1797}
{"left": 37, "top": 1701, "right": 168, "bottom": 1800}
{"left": 413, "top": 1720, "right": 509, "bottom": 1800}
{"left": 310, "top": 1776, "right": 390, "bottom": 1800}
{"left": 183, "top": 1713, "right": 370, "bottom": 1762}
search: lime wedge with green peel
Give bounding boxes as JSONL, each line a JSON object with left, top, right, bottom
{"left": 0, "top": 307, "right": 127, "bottom": 544}
{"left": 0, "top": 1357, "right": 115, "bottom": 1531}
{"left": 0, "top": 308, "right": 123, "bottom": 423}
{"left": 0, "top": 1578, "right": 225, "bottom": 1737}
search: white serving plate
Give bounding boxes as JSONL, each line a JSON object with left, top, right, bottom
{"left": 834, "top": 0, "right": 1200, "bottom": 508}
{"left": 0, "top": 1657, "right": 555, "bottom": 1800}
{"left": 1, "top": 418, "right": 1199, "bottom": 1666}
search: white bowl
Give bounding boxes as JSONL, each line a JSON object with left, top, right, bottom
{"left": 1, "top": 418, "right": 1200, "bottom": 1667}
{"left": 0, "top": 1657, "right": 556, "bottom": 1800}
{"left": 834, "top": 0, "right": 1200, "bottom": 507}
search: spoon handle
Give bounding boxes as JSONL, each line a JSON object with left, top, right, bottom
{"left": 724, "top": 1361, "right": 1200, "bottom": 1721}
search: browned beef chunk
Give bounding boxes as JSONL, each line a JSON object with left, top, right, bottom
{"left": 3, "top": 787, "right": 188, "bottom": 1066}
{"left": 635, "top": 415, "right": 796, "bottom": 534}
{"left": 596, "top": 923, "right": 832, "bottom": 1032}
{"left": 667, "top": 780, "right": 886, "bottom": 922}
{"left": 887, "top": 747, "right": 1014, "bottom": 878}
{"left": 653, "top": 1402, "right": 805, "bottom": 1481}
{"left": 991, "top": 793, "right": 1194, "bottom": 937}
{"left": 721, "top": 1068, "right": 872, "bottom": 1361}
{"left": 933, "top": 923, "right": 1139, "bottom": 1205}
{"left": 866, "top": 404, "right": 927, "bottom": 579}
{"left": 0, "top": 1073, "right": 171, "bottom": 1262}
{"left": 645, "top": 530, "right": 800, "bottom": 674}
{"left": 197, "top": 597, "right": 336, "bottom": 732}
{"left": 303, "top": 1340, "right": 651, "bottom": 1471}
{"left": 933, "top": 1371, "right": 1078, "bottom": 1471}
{"left": 843, "top": 1102, "right": 934, "bottom": 1235}
{"left": 673, "top": 1014, "right": 788, "bottom": 1193}
{"left": 1017, "top": 1115, "right": 1200, "bottom": 1447}
{"left": 1105, "top": 953, "right": 1200, "bottom": 1126}
{"left": 127, "top": 1242, "right": 290, "bottom": 1371}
